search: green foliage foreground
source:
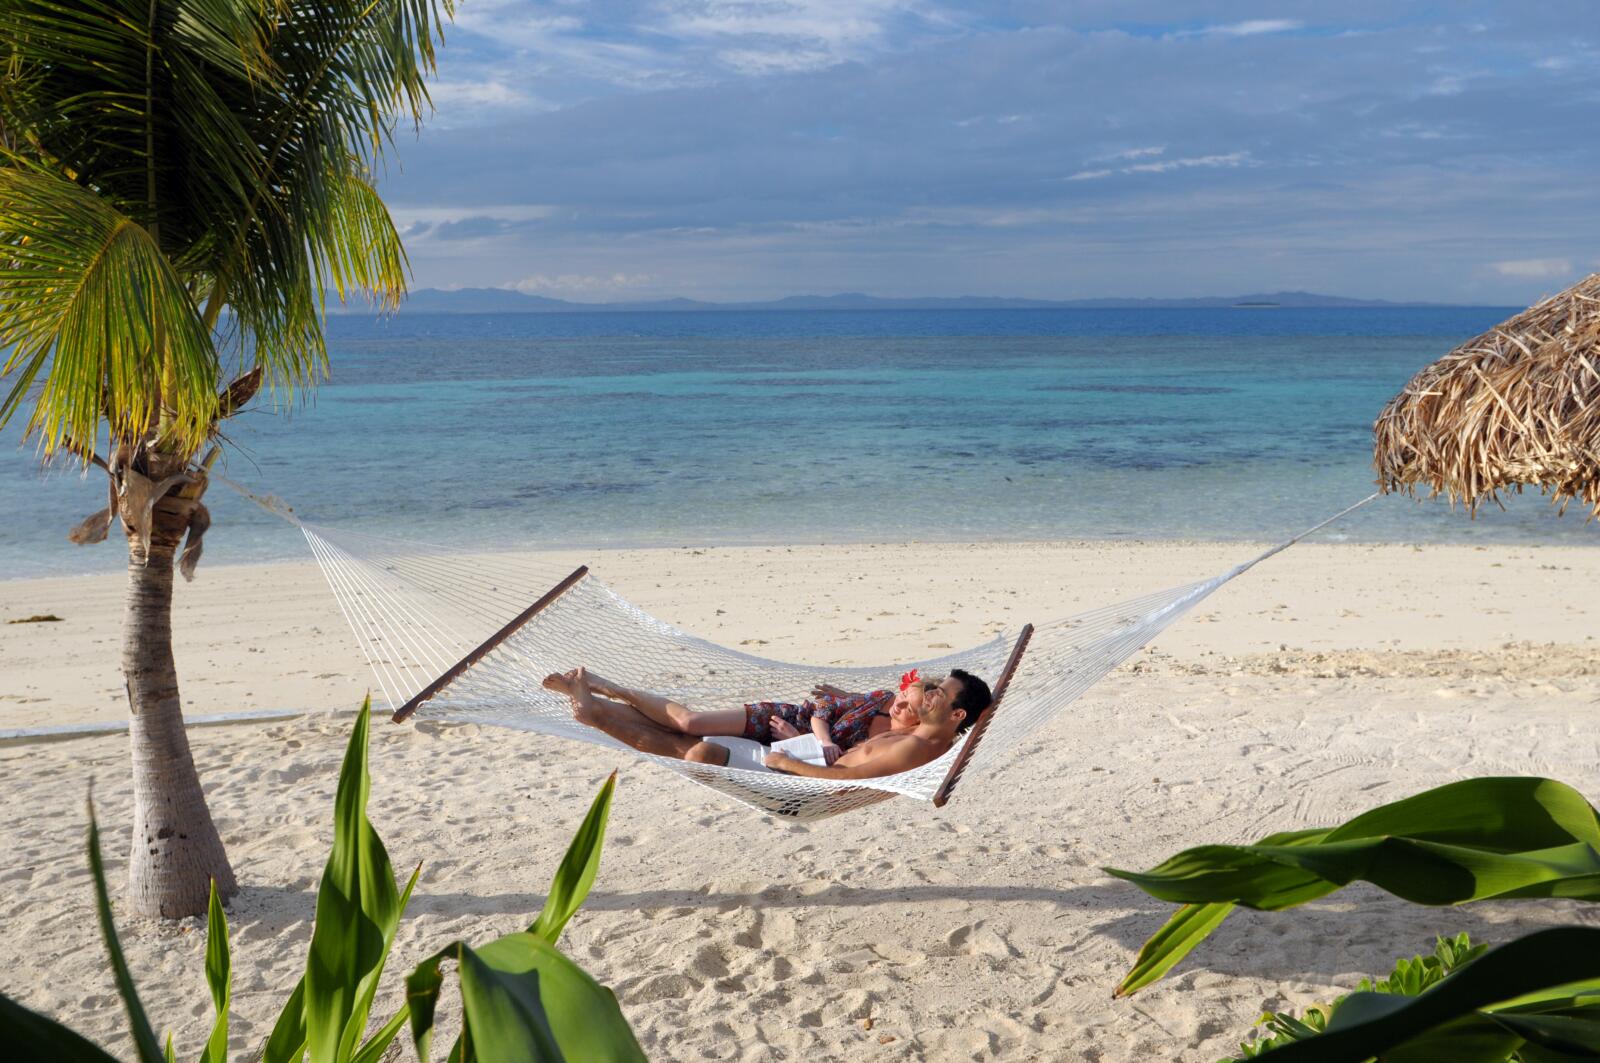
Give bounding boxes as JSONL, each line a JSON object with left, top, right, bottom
{"left": 1225, "top": 928, "right": 1600, "bottom": 1062}
{"left": 1230, "top": 932, "right": 1487, "bottom": 1058}
{"left": 0, "top": 698, "right": 646, "bottom": 1062}
{"left": 1107, "top": 777, "right": 1600, "bottom": 997}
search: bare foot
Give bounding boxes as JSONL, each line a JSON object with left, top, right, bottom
{"left": 569, "top": 667, "right": 601, "bottom": 727}
{"left": 542, "top": 669, "right": 578, "bottom": 697}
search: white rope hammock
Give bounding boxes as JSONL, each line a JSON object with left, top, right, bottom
{"left": 234, "top": 481, "right": 1375, "bottom": 820}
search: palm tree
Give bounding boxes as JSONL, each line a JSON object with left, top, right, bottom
{"left": 0, "top": 0, "right": 450, "bottom": 917}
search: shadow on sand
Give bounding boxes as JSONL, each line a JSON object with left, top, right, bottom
{"left": 221, "top": 877, "right": 1596, "bottom": 988}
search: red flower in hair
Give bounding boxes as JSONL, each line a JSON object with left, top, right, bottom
{"left": 899, "top": 668, "right": 921, "bottom": 692}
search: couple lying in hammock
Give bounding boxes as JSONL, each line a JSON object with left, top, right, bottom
{"left": 542, "top": 666, "right": 993, "bottom": 779}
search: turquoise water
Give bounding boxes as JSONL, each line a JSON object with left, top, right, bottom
{"left": 4, "top": 306, "right": 1594, "bottom": 579}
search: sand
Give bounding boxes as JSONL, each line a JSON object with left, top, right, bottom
{"left": 3, "top": 539, "right": 1599, "bottom": 1061}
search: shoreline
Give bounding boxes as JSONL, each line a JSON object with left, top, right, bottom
{"left": 7, "top": 518, "right": 1599, "bottom": 585}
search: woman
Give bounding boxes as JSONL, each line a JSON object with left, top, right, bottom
{"left": 751, "top": 670, "right": 940, "bottom": 764}
{"left": 543, "top": 668, "right": 942, "bottom": 767}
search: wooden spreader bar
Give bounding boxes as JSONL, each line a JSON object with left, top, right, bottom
{"left": 391, "top": 565, "right": 589, "bottom": 724}
{"left": 932, "top": 623, "right": 1033, "bottom": 808}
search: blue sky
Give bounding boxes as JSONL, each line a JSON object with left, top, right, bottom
{"left": 382, "top": 2, "right": 1600, "bottom": 303}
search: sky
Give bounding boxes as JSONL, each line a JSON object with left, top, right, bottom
{"left": 380, "top": 1, "right": 1600, "bottom": 304}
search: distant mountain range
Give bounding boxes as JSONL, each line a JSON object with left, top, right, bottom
{"left": 374, "top": 288, "right": 1451, "bottom": 314}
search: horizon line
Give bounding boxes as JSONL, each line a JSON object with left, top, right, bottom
{"left": 382, "top": 287, "right": 1520, "bottom": 311}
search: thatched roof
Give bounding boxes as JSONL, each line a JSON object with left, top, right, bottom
{"left": 1374, "top": 273, "right": 1600, "bottom": 517}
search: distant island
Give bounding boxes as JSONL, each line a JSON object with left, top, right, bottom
{"left": 367, "top": 288, "right": 1455, "bottom": 315}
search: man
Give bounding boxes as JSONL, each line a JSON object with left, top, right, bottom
{"left": 551, "top": 666, "right": 993, "bottom": 781}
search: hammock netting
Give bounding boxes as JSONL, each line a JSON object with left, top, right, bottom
{"left": 283, "top": 495, "right": 1372, "bottom": 820}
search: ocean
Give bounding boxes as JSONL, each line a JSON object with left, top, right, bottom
{"left": 3, "top": 306, "right": 1593, "bottom": 580}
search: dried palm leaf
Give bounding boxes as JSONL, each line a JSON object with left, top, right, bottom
{"left": 1374, "top": 274, "right": 1600, "bottom": 516}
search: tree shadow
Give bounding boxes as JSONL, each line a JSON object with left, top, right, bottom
{"left": 228, "top": 877, "right": 1135, "bottom": 925}
{"left": 224, "top": 877, "right": 1596, "bottom": 990}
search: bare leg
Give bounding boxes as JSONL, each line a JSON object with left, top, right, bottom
{"left": 569, "top": 669, "right": 730, "bottom": 765}
{"left": 545, "top": 668, "right": 746, "bottom": 736}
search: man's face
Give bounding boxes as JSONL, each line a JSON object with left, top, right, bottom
{"left": 919, "top": 676, "right": 967, "bottom": 729}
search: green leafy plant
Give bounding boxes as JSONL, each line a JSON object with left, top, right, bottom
{"left": 1224, "top": 927, "right": 1600, "bottom": 1062}
{"left": 1227, "top": 933, "right": 1485, "bottom": 1059}
{"left": 1106, "top": 777, "right": 1600, "bottom": 996}
{"left": 0, "top": 698, "right": 644, "bottom": 1062}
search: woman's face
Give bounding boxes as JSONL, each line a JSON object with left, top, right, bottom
{"left": 887, "top": 698, "right": 919, "bottom": 729}
{"left": 893, "top": 678, "right": 940, "bottom": 715}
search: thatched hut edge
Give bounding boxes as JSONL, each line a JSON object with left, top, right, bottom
{"left": 1373, "top": 272, "right": 1600, "bottom": 517}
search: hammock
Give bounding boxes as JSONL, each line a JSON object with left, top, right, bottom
{"left": 241, "top": 483, "right": 1374, "bottom": 820}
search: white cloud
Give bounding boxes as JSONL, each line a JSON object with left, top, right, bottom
{"left": 452, "top": 9, "right": 583, "bottom": 46}
{"left": 1184, "top": 19, "right": 1302, "bottom": 39}
{"left": 1492, "top": 258, "right": 1573, "bottom": 279}
{"left": 1067, "top": 151, "right": 1250, "bottom": 180}
{"left": 656, "top": 0, "right": 900, "bottom": 49}
{"left": 388, "top": 204, "right": 559, "bottom": 226}
{"left": 1126, "top": 151, "right": 1249, "bottom": 174}
{"left": 718, "top": 47, "right": 838, "bottom": 74}
{"left": 428, "top": 79, "right": 532, "bottom": 107}
{"left": 1095, "top": 145, "right": 1165, "bottom": 162}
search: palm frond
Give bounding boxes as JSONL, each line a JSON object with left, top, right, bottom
{"left": 3, "top": 0, "right": 452, "bottom": 434}
{"left": 0, "top": 164, "right": 218, "bottom": 456}
{"left": 319, "top": 166, "right": 407, "bottom": 309}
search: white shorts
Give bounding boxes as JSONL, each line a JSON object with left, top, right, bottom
{"left": 701, "top": 736, "right": 772, "bottom": 773}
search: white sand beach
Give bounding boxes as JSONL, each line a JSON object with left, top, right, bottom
{"left": 3, "top": 539, "right": 1599, "bottom": 1060}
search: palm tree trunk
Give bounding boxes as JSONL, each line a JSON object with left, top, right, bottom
{"left": 122, "top": 491, "right": 236, "bottom": 918}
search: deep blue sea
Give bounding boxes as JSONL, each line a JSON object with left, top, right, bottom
{"left": 5, "top": 306, "right": 1595, "bottom": 579}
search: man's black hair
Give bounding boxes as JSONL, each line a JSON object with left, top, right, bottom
{"left": 947, "top": 668, "right": 993, "bottom": 734}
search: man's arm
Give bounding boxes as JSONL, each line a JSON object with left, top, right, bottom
{"left": 764, "top": 736, "right": 940, "bottom": 780}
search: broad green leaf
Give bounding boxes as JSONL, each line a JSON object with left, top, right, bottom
{"left": 262, "top": 976, "right": 307, "bottom": 1063}
{"left": 86, "top": 798, "right": 165, "bottom": 1063}
{"left": 457, "top": 943, "right": 565, "bottom": 1063}
{"left": 1108, "top": 777, "right": 1600, "bottom": 993}
{"left": 404, "top": 944, "right": 457, "bottom": 1063}
{"left": 409, "top": 931, "right": 642, "bottom": 1061}
{"left": 473, "top": 932, "right": 646, "bottom": 1063}
{"left": 199, "top": 880, "right": 231, "bottom": 1063}
{"left": 531, "top": 772, "right": 616, "bottom": 945}
{"left": 303, "top": 697, "right": 409, "bottom": 1063}
{"left": 1114, "top": 901, "right": 1234, "bottom": 997}
{"left": 1256, "top": 927, "right": 1600, "bottom": 1062}
{"left": 1489, "top": 1011, "right": 1600, "bottom": 1055}
{"left": 0, "top": 994, "right": 122, "bottom": 1062}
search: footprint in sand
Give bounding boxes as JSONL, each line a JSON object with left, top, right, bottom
{"left": 944, "top": 920, "right": 1021, "bottom": 960}
{"left": 624, "top": 972, "right": 702, "bottom": 1002}
{"left": 691, "top": 944, "right": 730, "bottom": 979}
{"left": 871, "top": 943, "right": 925, "bottom": 968}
